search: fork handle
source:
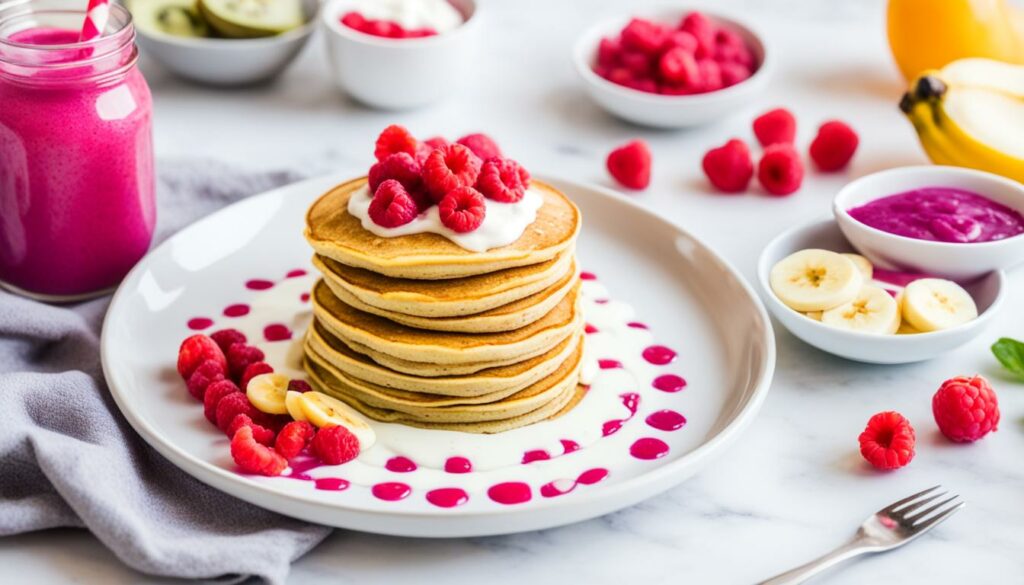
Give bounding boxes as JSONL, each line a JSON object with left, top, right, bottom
{"left": 758, "top": 540, "right": 869, "bottom": 585}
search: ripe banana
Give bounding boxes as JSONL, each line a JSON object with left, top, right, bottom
{"left": 285, "top": 390, "right": 308, "bottom": 421}
{"left": 246, "top": 373, "right": 290, "bottom": 415}
{"left": 821, "top": 286, "right": 902, "bottom": 334}
{"left": 901, "top": 278, "right": 978, "bottom": 332}
{"left": 842, "top": 253, "right": 874, "bottom": 281}
{"left": 770, "top": 249, "right": 863, "bottom": 312}
{"left": 900, "top": 58, "right": 1024, "bottom": 182}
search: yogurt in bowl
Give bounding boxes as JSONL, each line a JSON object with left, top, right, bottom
{"left": 834, "top": 166, "right": 1024, "bottom": 280}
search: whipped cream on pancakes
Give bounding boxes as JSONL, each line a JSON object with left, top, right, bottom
{"left": 348, "top": 184, "right": 544, "bottom": 252}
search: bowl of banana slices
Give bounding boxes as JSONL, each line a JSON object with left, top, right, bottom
{"left": 757, "top": 218, "right": 1005, "bottom": 364}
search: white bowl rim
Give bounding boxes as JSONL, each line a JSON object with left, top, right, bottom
{"left": 571, "top": 10, "right": 774, "bottom": 106}
{"left": 320, "top": 0, "right": 480, "bottom": 49}
{"left": 757, "top": 217, "right": 1007, "bottom": 341}
{"left": 833, "top": 165, "right": 1024, "bottom": 250}
{"left": 134, "top": 2, "right": 318, "bottom": 48}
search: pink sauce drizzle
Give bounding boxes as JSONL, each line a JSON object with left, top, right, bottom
{"left": 385, "top": 456, "right": 417, "bottom": 472}
{"left": 642, "top": 345, "right": 677, "bottom": 365}
{"left": 598, "top": 359, "right": 623, "bottom": 370}
{"left": 522, "top": 449, "right": 551, "bottom": 464}
{"left": 540, "top": 467, "right": 609, "bottom": 498}
{"left": 488, "top": 481, "right": 532, "bottom": 505}
{"left": 223, "top": 303, "right": 250, "bottom": 318}
{"left": 187, "top": 317, "right": 213, "bottom": 330}
{"left": 601, "top": 393, "right": 640, "bottom": 437}
{"left": 264, "top": 324, "right": 293, "bottom": 342}
{"left": 300, "top": 292, "right": 311, "bottom": 303}
{"left": 286, "top": 269, "right": 307, "bottom": 278}
{"left": 245, "top": 279, "right": 274, "bottom": 291}
{"left": 585, "top": 323, "right": 599, "bottom": 334}
{"left": 426, "top": 487, "right": 469, "bottom": 508}
{"left": 645, "top": 409, "right": 687, "bottom": 431}
{"left": 372, "top": 482, "right": 412, "bottom": 501}
{"left": 630, "top": 437, "right": 669, "bottom": 460}
{"left": 560, "top": 439, "right": 580, "bottom": 454}
{"left": 314, "top": 478, "right": 350, "bottom": 491}
{"left": 580, "top": 271, "right": 597, "bottom": 280}
{"left": 444, "top": 456, "right": 472, "bottom": 474}
{"left": 652, "top": 374, "right": 687, "bottom": 393}
{"left": 627, "top": 321, "right": 649, "bottom": 329}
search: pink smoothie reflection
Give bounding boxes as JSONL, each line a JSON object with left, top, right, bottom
{"left": 0, "top": 6, "right": 154, "bottom": 300}
{"left": 848, "top": 187, "right": 1024, "bottom": 244}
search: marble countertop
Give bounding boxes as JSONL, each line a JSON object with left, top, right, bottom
{"left": 3, "top": 0, "right": 1022, "bottom": 583}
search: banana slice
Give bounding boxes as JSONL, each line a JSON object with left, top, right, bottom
{"left": 285, "top": 390, "right": 308, "bottom": 421}
{"left": 842, "top": 253, "right": 873, "bottom": 281}
{"left": 246, "top": 373, "right": 290, "bottom": 415}
{"left": 821, "top": 286, "right": 901, "bottom": 334}
{"left": 770, "top": 249, "right": 863, "bottom": 312}
{"left": 805, "top": 311, "right": 823, "bottom": 321}
{"left": 298, "top": 391, "right": 376, "bottom": 449}
{"left": 901, "top": 278, "right": 978, "bottom": 332}
{"left": 897, "top": 320, "right": 920, "bottom": 335}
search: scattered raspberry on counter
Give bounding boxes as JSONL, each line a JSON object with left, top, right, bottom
{"left": 932, "top": 375, "right": 1000, "bottom": 443}
{"left": 606, "top": 139, "right": 652, "bottom": 190}
{"left": 859, "top": 411, "right": 916, "bottom": 471}
{"left": 702, "top": 138, "right": 753, "bottom": 193}
{"left": 810, "top": 120, "right": 859, "bottom": 171}
{"left": 753, "top": 108, "right": 797, "bottom": 147}
{"left": 757, "top": 143, "right": 804, "bottom": 196}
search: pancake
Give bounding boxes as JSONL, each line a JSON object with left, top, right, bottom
{"left": 305, "top": 337, "right": 584, "bottom": 417}
{"left": 313, "top": 249, "right": 574, "bottom": 318}
{"left": 306, "top": 319, "right": 582, "bottom": 396}
{"left": 320, "top": 261, "right": 579, "bottom": 333}
{"left": 305, "top": 177, "right": 581, "bottom": 280}
{"left": 311, "top": 278, "right": 582, "bottom": 365}
{"left": 306, "top": 362, "right": 586, "bottom": 434}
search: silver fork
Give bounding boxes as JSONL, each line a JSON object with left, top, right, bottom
{"left": 759, "top": 486, "right": 965, "bottom": 585}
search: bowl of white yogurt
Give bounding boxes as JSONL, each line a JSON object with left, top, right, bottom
{"left": 321, "top": 0, "right": 480, "bottom": 109}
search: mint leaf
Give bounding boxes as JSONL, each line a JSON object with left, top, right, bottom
{"left": 992, "top": 337, "right": 1024, "bottom": 379}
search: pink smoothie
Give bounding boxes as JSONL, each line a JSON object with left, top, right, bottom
{"left": 0, "top": 27, "right": 154, "bottom": 298}
{"left": 848, "top": 187, "right": 1024, "bottom": 244}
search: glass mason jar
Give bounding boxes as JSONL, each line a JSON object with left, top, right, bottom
{"left": 0, "top": 0, "right": 154, "bottom": 301}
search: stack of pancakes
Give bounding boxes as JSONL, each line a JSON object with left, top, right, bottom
{"left": 302, "top": 177, "right": 585, "bottom": 433}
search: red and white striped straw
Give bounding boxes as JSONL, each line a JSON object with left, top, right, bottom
{"left": 78, "top": 0, "right": 111, "bottom": 42}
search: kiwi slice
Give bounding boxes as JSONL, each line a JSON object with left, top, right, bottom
{"left": 197, "top": 0, "right": 304, "bottom": 38}
{"left": 129, "top": 0, "right": 210, "bottom": 38}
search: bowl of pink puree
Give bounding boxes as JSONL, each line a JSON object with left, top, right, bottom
{"left": 834, "top": 166, "right": 1024, "bottom": 281}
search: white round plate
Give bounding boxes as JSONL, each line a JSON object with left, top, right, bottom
{"left": 101, "top": 173, "right": 775, "bottom": 538}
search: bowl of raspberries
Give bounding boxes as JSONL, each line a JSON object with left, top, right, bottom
{"left": 573, "top": 10, "right": 772, "bottom": 128}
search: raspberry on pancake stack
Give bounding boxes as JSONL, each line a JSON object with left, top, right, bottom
{"left": 302, "top": 126, "right": 584, "bottom": 433}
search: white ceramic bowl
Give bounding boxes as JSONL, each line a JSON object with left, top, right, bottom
{"left": 758, "top": 218, "right": 1005, "bottom": 364}
{"left": 834, "top": 166, "right": 1024, "bottom": 281}
{"left": 572, "top": 9, "right": 773, "bottom": 128}
{"left": 133, "top": 0, "right": 317, "bottom": 86}
{"left": 321, "top": 0, "right": 480, "bottom": 110}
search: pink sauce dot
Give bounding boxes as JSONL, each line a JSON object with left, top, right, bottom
{"left": 540, "top": 480, "right": 575, "bottom": 498}
{"left": 652, "top": 374, "right": 687, "bottom": 393}
{"left": 602, "top": 419, "right": 623, "bottom": 436}
{"left": 385, "top": 456, "right": 417, "bottom": 473}
{"left": 285, "top": 457, "right": 321, "bottom": 481}
{"left": 584, "top": 323, "right": 599, "bottom": 334}
{"left": 245, "top": 279, "right": 274, "bottom": 290}
{"left": 264, "top": 323, "right": 293, "bottom": 342}
{"left": 314, "top": 478, "right": 350, "bottom": 491}
{"left": 642, "top": 345, "right": 677, "bottom": 365}
{"left": 488, "top": 482, "right": 532, "bottom": 505}
{"left": 627, "top": 322, "right": 649, "bottom": 329}
{"left": 522, "top": 449, "right": 551, "bottom": 464}
{"left": 444, "top": 456, "right": 472, "bottom": 474}
{"left": 646, "top": 409, "right": 687, "bottom": 431}
{"left": 576, "top": 468, "right": 609, "bottom": 485}
{"left": 372, "top": 482, "right": 412, "bottom": 501}
{"left": 621, "top": 392, "right": 640, "bottom": 415}
{"left": 187, "top": 317, "right": 213, "bottom": 330}
{"left": 630, "top": 437, "right": 670, "bottom": 460}
{"left": 580, "top": 271, "right": 597, "bottom": 280}
{"left": 426, "top": 487, "right": 469, "bottom": 508}
{"left": 286, "top": 269, "right": 307, "bottom": 278}
{"left": 223, "top": 303, "right": 250, "bottom": 318}
{"left": 300, "top": 292, "right": 311, "bottom": 303}
{"left": 595, "top": 299, "right": 610, "bottom": 304}
{"left": 598, "top": 359, "right": 623, "bottom": 370}
{"left": 560, "top": 439, "right": 580, "bottom": 454}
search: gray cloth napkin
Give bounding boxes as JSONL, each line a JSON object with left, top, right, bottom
{"left": 0, "top": 159, "right": 333, "bottom": 584}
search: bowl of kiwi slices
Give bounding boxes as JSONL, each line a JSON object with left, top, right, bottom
{"left": 128, "top": 0, "right": 318, "bottom": 86}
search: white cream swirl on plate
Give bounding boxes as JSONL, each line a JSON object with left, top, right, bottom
{"left": 347, "top": 185, "right": 544, "bottom": 252}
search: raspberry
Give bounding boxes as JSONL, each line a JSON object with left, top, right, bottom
{"left": 240, "top": 361, "right": 274, "bottom": 392}
{"left": 368, "top": 152, "right": 422, "bottom": 193}
{"left": 597, "top": 37, "right": 622, "bottom": 68}
{"left": 423, "top": 144, "right": 482, "bottom": 201}
{"left": 476, "top": 158, "right": 528, "bottom": 203}
{"left": 275, "top": 421, "right": 316, "bottom": 460}
{"left": 203, "top": 379, "right": 240, "bottom": 425}
{"left": 809, "top": 120, "right": 859, "bottom": 171}
{"left": 226, "top": 343, "right": 265, "bottom": 381}
{"left": 438, "top": 187, "right": 487, "bottom": 233}
{"left": 369, "top": 180, "right": 420, "bottom": 228}
{"left": 373, "top": 124, "right": 418, "bottom": 162}
{"left": 658, "top": 47, "right": 699, "bottom": 86}
{"left": 932, "top": 375, "right": 1000, "bottom": 443}
{"left": 679, "top": 12, "right": 715, "bottom": 58}
{"left": 859, "top": 411, "right": 916, "bottom": 470}
{"left": 216, "top": 391, "right": 257, "bottom": 432}
{"left": 210, "top": 329, "right": 246, "bottom": 354}
{"left": 757, "top": 144, "right": 804, "bottom": 196}
{"left": 423, "top": 136, "right": 449, "bottom": 151}
{"left": 696, "top": 59, "right": 723, "bottom": 92}
{"left": 661, "top": 30, "right": 697, "bottom": 54}
{"left": 340, "top": 11, "right": 365, "bottom": 32}
{"left": 753, "top": 108, "right": 797, "bottom": 147}
{"left": 702, "top": 138, "right": 754, "bottom": 193}
{"left": 231, "top": 426, "right": 287, "bottom": 476}
{"left": 456, "top": 133, "right": 502, "bottom": 161}
{"left": 606, "top": 140, "right": 651, "bottom": 190}
{"left": 177, "top": 334, "right": 226, "bottom": 379}
{"left": 619, "top": 50, "right": 653, "bottom": 78}
{"left": 186, "top": 359, "right": 226, "bottom": 401}
{"left": 287, "top": 379, "right": 313, "bottom": 393}
{"left": 720, "top": 62, "right": 752, "bottom": 87}
{"left": 620, "top": 18, "right": 667, "bottom": 55}
{"left": 311, "top": 425, "right": 361, "bottom": 465}
{"left": 228, "top": 413, "right": 276, "bottom": 446}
